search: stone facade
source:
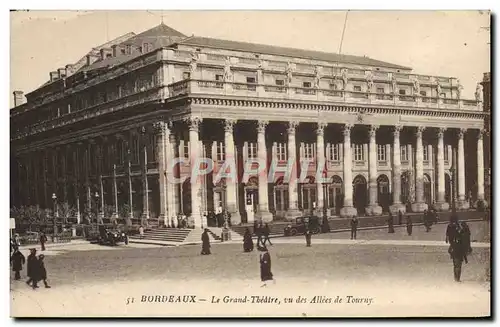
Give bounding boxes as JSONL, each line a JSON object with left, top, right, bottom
{"left": 10, "top": 24, "right": 489, "bottom": 228}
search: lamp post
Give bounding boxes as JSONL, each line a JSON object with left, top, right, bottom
{"left": 94, "top": 192, "right": 100, "bottom": 230}
{"left": 51, "top": 193, "right": 57, "bottom": 242}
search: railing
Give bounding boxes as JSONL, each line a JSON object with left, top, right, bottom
{"left": 267, "top": 61, "right": 287, "bottom": 69}
{"left": 169, "top": 80, "right": 190, "bottom": 97}
{"left": 418, "top": 75, "right": 431, "bottom": 81}
{"left": 373, "top": 71, "right": 389, "bottom": 79}
{"left": 173, "top": 50, "right": 192, "bottom": 59}
{"left": 238, "top": 57, "right": 259, "bottom": 65}
{"left": 351, "top": 92, "right": 368, "bottom": 99}
{"left": 323, "top": 90, "right": 343, "bottom": 97}
{"left": 394, "top": 73, "right": 410, "bottom": 79}
{"left": 348, "top": 69, "right": 365, "bottom": 77}
{"left": 206, "top": 54, "right": 226, "bottom": 62}
{"left": 443, "top": 99, "right": 459, "bottom": 105}
{"left": 234, "top": 83, "right": 256, "bottom": 91}
{"left": 376, "top": 94, "right": 393, "bottom": 100}
{"left": 399, "top": 95, "right": 416, "bottom": 102}
{"left": 463, "top": 100, "right": 478, "bottom": 107}
{"left": 295, "top": 88, "right": 316, "bottom": 95}
{"left": 198, "top": 80, "right": 223, "bottom": 89}
{"left": 264, "top": 85, "right": 286, "bottom": 93}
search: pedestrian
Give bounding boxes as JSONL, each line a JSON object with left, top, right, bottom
{"left": 461, "top": 221, "right": 472, "bottom": 264}
{"left": 406, "top": 215, "right": 413, "bottom": 236}
{"left": 39, "top": 232, "right": 48, "bottom": 251}
{"left": 253, "top": 220, "right": 258, "bottom": 235}
{"left": 201, "top": 228, "right": 211, "bottom": 255}
{"left": 305, "top": 228, "right": 312, "bottom": 247}
{"left": 138, "top": 225, "right": 144, "bottom": 239}
{"left": 243, "top": 228, "right": 254, "bottom": 252}
{"left": 12, "top": 234, "right": 20, "bottom": 253}
{"left": 10, "top": 249, "right": 26, "bottom": 280}
{"left": 446, "top": 214, "right": 467, "bottom": 282}
{"left": 388, "top": 212, "right": 395, "bottom": 233}
{"left": 35, "top": 254, "right": 51, "bottom": 288}
{"left": 398, "top": 210, "right": 403, "bottom": 225}
{"left": 256, "top": 223, "right": 263, "bottom": 247}
{"left": 321, "top": 215, "right": 330, "bottom": 233}
{"left": 262, "top": 223, "right": 272, "bottom": 246}
{"left": 259, "top": 246, "right": 274, "bottom": 287}
{"left": 350, "top": 217, "right": 358, "bottom": 240}
{"left": 423, "top": 210, "right": 431, "bottom": 232}
{"left": 26, "top": 248, "right": 38, "bottom": 288}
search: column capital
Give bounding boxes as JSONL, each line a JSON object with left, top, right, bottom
{"left": 477, "top": 128, "right": 485, "bottom": 140}
{"left": 184, "top": 116, "right": 202, "bottom": 132}
{"left": 152, "top": 121, "right": 166, "bottom": 134}
{"left": 257, "top": 120, "right": 269, "bottom": 134}
{"left": 416, "top": 126, "right": 426, "bottom": 137}
{"left": 316, "top": 122, "right": 328, "bottom": 136}
{"left": 369, "top": 125, "right": 379, "bottom": 138}
{"left": 287, "top": 121, "right": 299, "bottom": 134}
{"left": 393, "top": 125, "right": 403, "bottom": 138}
{"left": 343, "top": 123, "right": 354, "bottom": 136}
{"left": 437, "top": 127, "right": 447, "bottom": 138}
{"left": 224, "top": 119, "right": 238, "bottom": 133}
{"left": 458, "top": 128, "right": 467, "bottom": 139}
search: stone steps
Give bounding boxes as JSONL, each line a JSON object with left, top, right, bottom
{"left": 129, "top": 228, "right": 191, "bottom": 243}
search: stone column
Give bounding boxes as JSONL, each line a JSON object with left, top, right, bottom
{"left": 257, "top": 120, "right": 273, "bottom": 222}
{"left": 42, "top": 151, "right": 48, "bottom": 208}
{"left": 167, "top": 129, "right": 178, "bottom": 227}
{"left": 73, "top": 146, "right": 81, "bottom": 223}
{"left": 286, "top": 121, "right": 302, "bottom": 218}
{"left": 140, "top": 127, "right": 150, "bottom": 221}
{"left": 61, "top": 148, "right": 68, "bottom": 203}
{"left": 111, "top": 139, "right": 119, "bottom": 221}
{"left": 315, "top": 122, "right": 327, "bottom": 216}
{"left": 411, "top": 126, "right": 428, "bottom": 212}
{"left": 435, "top": 128, "right": 450, "bottom": 211}
{"left": 390, "top": 125, "right": 406, "bottom": 214}
{"left": 456, "top": 128, "right": 469, "bottom": 210}
{"left": 154, "top": 122, "right": 168, "bottom": 226}
{"left": 477, "top": 129, "right": 486, "bottom": 204}
{"left": 84, "top": 142, "right": 92, "bottom": 220}
{"left": 224, "top": 119, "right": 241, "bottom": 224}
{"left": 126, "top": 141, "right": 134, "bottom": 225}
{"left": 340, "top": 124, "right": 357, "bottom": 217}
{"left": 186, "top": 116, "right": 202, "bottom": 228}
{"left": 366, "top": 125, "right": 382, "bottom": 216}
{"left": 33, "top": 153, "right": 40, "bottom": 206}
{"left": 96, "top": 142, "right": 105, "bottom": 223}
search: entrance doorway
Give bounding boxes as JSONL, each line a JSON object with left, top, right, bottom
{"left": 181, "top": 178, "right": 192, "bottom": 215}
{"left": 423, "top": 173, "right": 432, "bottom": 205}
{"left": 445, "top": 173, "right": 451, "bottom": 204}
{"left": 213, "top": 178, "right": 226, "bottom": 214}
{"left": 245, "top": 177, "right": 259, "bottom": 223}
{"left": 274, "top": 177, "right": 289, "bottom": 218}
{"left": 328, "top": 175, "right": 343, "bottom": 216}
{"left": 353, "top": 175, "right": 368, "bottom": 215}
{"left": 300, "top": 176, "right": 316, "bottom": 215}
{"left": 377, "top": 174, "right": 390, "bottom": 213}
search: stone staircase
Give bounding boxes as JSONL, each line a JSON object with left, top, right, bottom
{"left": 129, "top": 228, "right": 192, "bottom": 243}
{"left": 209, "top": 227, "right": 244, "bottom": 241}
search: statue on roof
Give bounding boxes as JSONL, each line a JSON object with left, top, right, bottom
{"left": 285, "top": 62, "right": 294, "bottom": 85}
{"left": 341, "top": 68, "right": 348, "bottom": 90}
{"left": 366, "top": 71, "right": 374, "bottom": 93}
{"left": 224, "top": 56, "right": 233, "bottom": 82}
{"left": 436, "top": 80, "right": 442, "bottom": 97}
{"left": 475, "top": 83, "right": 484, "bottom": 102}
{"left": 314, "top": 66, "right": 322, "bottom": 89}
{"left": 189, "top": 52, "right": 198, "bottom": 74}
{"left": 391, "top": 74, "right": 397, "bottom": 94}
{"left": 456, "top": 79, "right": 463, "bottom": 99}
{"left": 412, "top": 78, "right": 420, "bottom": 95}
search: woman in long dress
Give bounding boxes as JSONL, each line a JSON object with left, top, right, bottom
{"left": 259, "top": 246, "right": 273, "bottom": 286}
{"left": 243, "top": 228, "right": 254, "bottom": 252}
{"left": 201, "top": 229, "right": 211, "bottom": 255}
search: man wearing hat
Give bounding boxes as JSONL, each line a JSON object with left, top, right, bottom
{"left": 10, "top": 248, "right": 26, "bottom": 280}
{"left": 36, "top": 254, "right": 51, "bottom": 288}
{"left": 259, "top": 246, "right": 274, "bottom": 287}
{"left": 26, "top": 248, "right": 38, "bottom": 288}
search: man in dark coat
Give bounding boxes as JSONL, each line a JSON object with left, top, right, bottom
{"left": 26, "top": 248, "right": 38, "bottom": 288}
{"left": 262, "top": 223, "right": 272, "bottom": 246}
{"left": 253, "top": 220, "right": 259, "bottom": 235}
{"left": 305, "top": 228, "right": 312, "bottom": 247}
{"left": 201, "top": 229, "right": 211, "bottom": 255}
{"left": 243, "top": 228, "right": 254, "bottom": 252}
{"left": 350, "top": 217, "right": 358, "bottom": 240}
{"left": 461, "top": 221, "right": 472, "bottom": 264}
{"left": 259, "top": 246, "right": 273, "bottom": 286}
{"left": 10, "top": 249, "right": 26, "bottom": 280}
{"left": 321, "top": 215, "right": 330, "bottom": 233}
{"left": 406, "top": 215, "right": 413, "bottom": 236}
{"left": 35, "top": 254, "right": 51, "bottom": 288}
{"left": 39, "top": 232, "right": 48, "bottom": 251}
{"left": 256, "top": 223, "right": 263, "bottom": 247}
{"left": 388, "top": 212, "right": 395, "bottom": 233}
{"left": 446, "top": 214, "right": 467, "bottom": 282}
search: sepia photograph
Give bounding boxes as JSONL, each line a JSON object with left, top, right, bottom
{"left": 8, "top": 9, "right": 491, "bottom": 318}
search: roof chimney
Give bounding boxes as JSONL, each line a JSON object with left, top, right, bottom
{"left": 100, "top": 48, "right": 113, "bottom": 60}
{"left": 86, "top": 54, "right": 99, "bottom": 66}
{"left": 57, "top": 68, "right": 67, "bottom": 79}
{"left": 65, "top": 64, "right": 75, "bottom": 75}
{"left": 111, "top": 45, "right": 119, "bottom": 57}
{"left": 49, "top": 71, "right": 59, "bottom": 82}
{"left": 13, "top": 91, "right": 25, "bottom": 107}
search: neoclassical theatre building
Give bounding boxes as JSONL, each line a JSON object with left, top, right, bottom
{"left": 10, "top": 23, "right": 489, "bottom": 228}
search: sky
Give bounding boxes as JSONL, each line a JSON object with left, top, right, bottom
{"left": 9, "top": 10, "right": 490, "bottom": 107}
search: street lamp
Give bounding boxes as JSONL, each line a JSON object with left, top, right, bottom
{"left": 51, "top": 193, "right": 57, "bottom": 241}
{"left": 94, "top": 192, "right": 100, "bottom": 229}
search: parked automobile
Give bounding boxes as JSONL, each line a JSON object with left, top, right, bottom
{"left": 98, "top": 226, "right": 128, "bottom": 246}
{"left": 284, "top": 215, "right": 321, "bottom": 236}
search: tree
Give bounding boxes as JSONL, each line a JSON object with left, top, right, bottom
{"left": 119, "top": 204, "right": 132, "bottom": 226}
{"left": 57, "top": 202, "right": 77, "bottom": 225}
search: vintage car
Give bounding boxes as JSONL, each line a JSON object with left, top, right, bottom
{"left": 98, "top": 226, "right": 128, "bottom": 246}
{"left": 284, "top": 215, "right": 321, "bottom": 236}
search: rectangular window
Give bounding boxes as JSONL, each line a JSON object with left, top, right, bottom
{"left": 275, "top": 79, "right": 284, "bottom": 86}
{"left": 183, "top": 142, "right": 189, "bottom": 159}
{"left": 329, "top": 144, "right": 340, "bottom": 161}
{"left": 377, "top": 144, "right": 386, "bottom": 161}
{"left": 354, "top": 144, "right": 364, "bottom": 161}
{"left": 423, "top": 146, "right": 429, "bottom": 161}
{"left": 444, "top": 147, "right": 449, "bottom": 161}
{"left": 216, "top": 142, "right": 225, "bottom": 161}
{"left": 247, "top": 77, "right": 256, "bottom": 84}
{"left": 354, "top": 85, "right": 362, "bottom": 92}
{"left": 215, "top": 74, "right": 224, "bottom": 81}
{"left": 183, "top": 72, "right": 190, "bottom": 80}
{"left": 376, "top": 87, "right": 385, "bottom": 94}
{"left": 133, "top": 137, "right": 140, "bottom": 164}
{"left": 440, "top": 93, "right": 447, "bottom": 98}
{"left": 303, "top": 81, "right": 311, "bottom": 88}
{"left": 276, "top": 143, "right": 287, "bottom": 161}
{"left": 329, "top": 83, "right": 337, "bottom": 90}
{"left": 248, "top": 143, "right": 257, "bottom": 159}
{"left": 303, "top": 144, "right": 314, "bottom": 159}
{"left": 420, "top": 90, "right": 427, "bottom": 97}
{"left": 400, "top": 146, "right": 408, "bottom": 161}
{"left": 399, "top": 89, "right": 406, "bottom": 95}
{"left": 126, "top": 45, "right": 132, "bottom": 55}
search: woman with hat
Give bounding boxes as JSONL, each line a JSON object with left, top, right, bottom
{"left": 259, "top": 246, "right": 274, "bottom": 287}
{"left": 36, "top": 254, "right": 51, "bottom": 288}
{"left": 201, "top": 228, "right": 211, "bottom": 255}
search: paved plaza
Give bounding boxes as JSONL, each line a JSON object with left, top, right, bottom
{"left": 10, "top": 222, "right": 490, "bottom": 317}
